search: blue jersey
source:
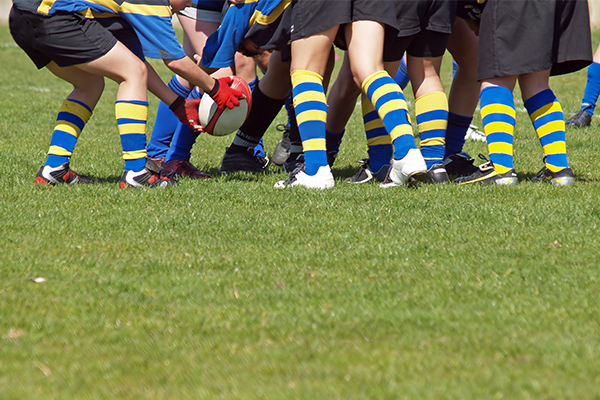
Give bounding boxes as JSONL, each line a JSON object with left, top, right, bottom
{"left": 202, "top": 0, "right": 290, "bottom": 68}
{"left": 12, "top": 0, "right": 186, "bottom": 60}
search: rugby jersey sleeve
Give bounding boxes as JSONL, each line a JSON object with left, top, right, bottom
{"left": 119, "top": 0, "right": 186, "bottom": 59}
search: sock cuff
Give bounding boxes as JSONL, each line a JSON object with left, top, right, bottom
{"left": 291, "top": 70, "right": 324, "bottom": 87}
{"left": 168, "top": 75, "right": 192, "bottom": 98}
{"left": 523, "top": 89, "right": 556, "bottom": 114}
{"left": 447, "top": 112, "right": 473, "bottom": 128}
{"left": 415, "top": 91, "right": 448, "bottom": 115}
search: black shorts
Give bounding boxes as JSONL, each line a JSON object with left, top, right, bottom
{"left": 290, "top": 0, "right": 398, "bottom": 42}
{"left": 383, "top": 28, "right": 450, "bottom": 62}
{"left": 394, "top": 0, "right": 456, "bottom": 36}
{"left": 478, "top": 0, "right": 592, "bottom": 80}
{"left": 9, "top": 7, "right": 118, "bottom": 69}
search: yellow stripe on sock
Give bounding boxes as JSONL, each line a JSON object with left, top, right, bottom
{"left": 291, "top": 70, "right": 323, "bottom": 86}
{"left": 418, "top": 119, "right": 447, "bottom": 132}
{"left": 367, "top": 135, "right": 392, "bottom": 147}
{"left": 542, "top": 141, "right": 567, "bottom": 156}
{"left": 48, "top": 146, "right": 73, "bottom": 157}
{"left": 54, "top": 121, "right": 81, "bottom": 138}
{"left": 488, "top": 141, "right": 513, "bottom": 155}
{"left": 536, "top": 120, "right": 565, "bottom": 138}
{"left": 302, "top": 138, "right": 327, "bottom": 152}
{"left": 415, "top": 91, "right": 447, "bottom": 114}
{"left": 389, "top": 125, "right": 414, "bottom": 142}
{"left": 481, "top": 103, "right": 516, "bottom": 118}
{"left": 364, "top": 119, "right": 385, "bottom": 131}
{"left": 295, "top": 110, "right": 327, "bottom": 126}
{"left": 377, "top": 99, "right": 409, "bottom": 120}
{"left": 122, "top": 150, "right": 147, "bottom": 160}
{"left": 492, "top": 163, "right": 512, "bottom": 174}
{"left": 293, "top": 90, "right": 327, "bottom": 106}
{"left": 529, "top": 101, "right": 562, "bottom": 121}
{"left": 115, "top": 102, "right": 148, "bottom": 121}
{"left": 420, "top": 137, "right": 445, "bottom": 147}
{"left": 484, "top": 121, "right": 515, "bottom": 135}
{"left": 118, "top": 123, "right": 148, "bottom": 135}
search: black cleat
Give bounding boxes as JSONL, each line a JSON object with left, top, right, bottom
{"left": 455, "top": 155, "right": 518, "bottom": 185}
{"left": 566, "top": 105, "right": 592, "bottom": 128}
{"left": 344, "top": 159, "right": 390, "bottom": 184}
{"left": 427, "top": 163, "right": 449, "bottom": 184}
{"left": 531, "top": 166, "right": 574, "bottom": 186}
{"left": 271, "top": 124, "right": 292, "bottom": 166}
{"left": 220, "top": 147, "right": 269, "bottom": 173}
{"left": 442, "top": 152, "right": 479, "bottom": 177}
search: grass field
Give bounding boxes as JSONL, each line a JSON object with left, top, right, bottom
{"left": 2, "top": 24, "right": 600, "bottom": 399}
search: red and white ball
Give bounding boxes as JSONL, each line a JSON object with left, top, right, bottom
{"left": 198, "top": 76, "right": 252, "bottom": 136}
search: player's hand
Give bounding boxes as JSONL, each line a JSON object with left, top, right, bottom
{"left": 170, "top": 96, "right": 204, "bottom": 132}
{"left": 208, "top": 77, "right": 243, "bottom": 110}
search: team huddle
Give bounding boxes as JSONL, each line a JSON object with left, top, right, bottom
{"left": 8, "top": 0, "right": 594, "bottom": 188}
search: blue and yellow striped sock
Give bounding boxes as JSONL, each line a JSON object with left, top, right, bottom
{"left": 524, "top": 89, "right": 569, "bottom": 172}
{"left": 480, "top": 86, "right": 515, "bottom": 173}
{"left": 415, "top": 91, "right": 447, "bottom": 169}
{"left": 362, "top": 95, "right": 392, "bottom": 173}
{"left": 291, "top": 70, "right": 328, "bottom": 176}
{"left": 45, "top": 99, "right": 92, "bottom": 168}
{"left": 362, "top": 71, "right": 416, "bottom": 161}
{"left": 116, "top": 100, "right": 148, "bottom": 172}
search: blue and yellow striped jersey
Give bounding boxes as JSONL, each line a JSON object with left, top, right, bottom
{"left": 13, "top": 0, "right": 186, "bottom": 60}
{"left": 202, "top": 0, "right": 290, "bottom": 68}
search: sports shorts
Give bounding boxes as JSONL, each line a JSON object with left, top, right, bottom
{"left": 290, "top": 0, "right": 399, "bottom": 42}
{"left": 9, "top": 7, "right": 118, "bottom": 69}
{"left": 478, "top": 0, "right": 592, "bottom": 80}
{"left": 383, "top": 28, "right": 450, "bottom": 62}
{"left": 394, "top": 0, "right": 455, "bottom": 37}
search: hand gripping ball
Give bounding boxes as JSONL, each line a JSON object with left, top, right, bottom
{"left": 198, "top": 76, "right": 252, "bottom": 136}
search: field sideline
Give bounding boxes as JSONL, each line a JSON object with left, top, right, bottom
{"left": 2, "top": 25, "right": 600, "bottom": 399}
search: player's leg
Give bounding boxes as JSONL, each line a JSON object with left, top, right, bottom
{"left": 147, "top": 13, "right": 221, "bottom": 167}
{"left": 74, "top": 41, "right": 175, "bottom": 187}
{"left": 221, "top": 51, "right": 291, "bottom": 173}
{"left": 407, "top": 54, "right": 447, "bottom": 176}
{"left": 325, "top": 52, "right": 361, "bottom": 168}
{"left": 274, "top": 27, "right": 337, "bottom": 189}
{"left": 35, "top": 62, "right": 103, "bottom": 184}
{"left": 346, "top": 20, "right": 426, "bottom": 187}
{"left": 445, "top": 17, "right": 482, "bottom": 168}
{"left": 519, "top": 70, "right": 574, "bottom": 185}
{"left": 567, "top": 44, "right": 600, "bottom": 128}
{"left": 456, "top": 76, "right": 519, "bottom": 185}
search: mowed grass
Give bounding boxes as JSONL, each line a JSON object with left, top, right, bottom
{"left": 2, "top": 24, "right": 600, "bottom": 399}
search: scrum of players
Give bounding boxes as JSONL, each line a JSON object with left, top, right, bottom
{"left": 9, "top": 0, "right": 593, "bottom": 188}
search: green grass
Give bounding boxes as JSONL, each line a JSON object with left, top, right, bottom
{"left": 2, "top": 25, "right": 600, "bottom": 399}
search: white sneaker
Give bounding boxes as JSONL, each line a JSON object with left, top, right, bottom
{"left": 380, "top": 148, "right": 427, "bottom": 188}
{"left": 465, "top": 124, "right": 486, "bottom": 142}
{"left": 274, "top": 165, "right": 334, "bottom": 189}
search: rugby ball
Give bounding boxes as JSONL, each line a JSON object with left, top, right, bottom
{"left": 198, "top": 76, "right": 252, "bottom": 136}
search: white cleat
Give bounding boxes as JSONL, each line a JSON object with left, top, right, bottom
{"left": 379, "top": 148, "right": 428, "bottom": 188}
{"left": 275, "top": 165, "right": 335, "bottom": 189}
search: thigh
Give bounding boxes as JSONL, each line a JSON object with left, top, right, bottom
{"left": 10, "top": 9, "right": 117, "bottom": 68}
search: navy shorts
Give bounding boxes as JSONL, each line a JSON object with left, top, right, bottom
{"left": 9, "top": 7, "right": 118, "bottom": 69}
